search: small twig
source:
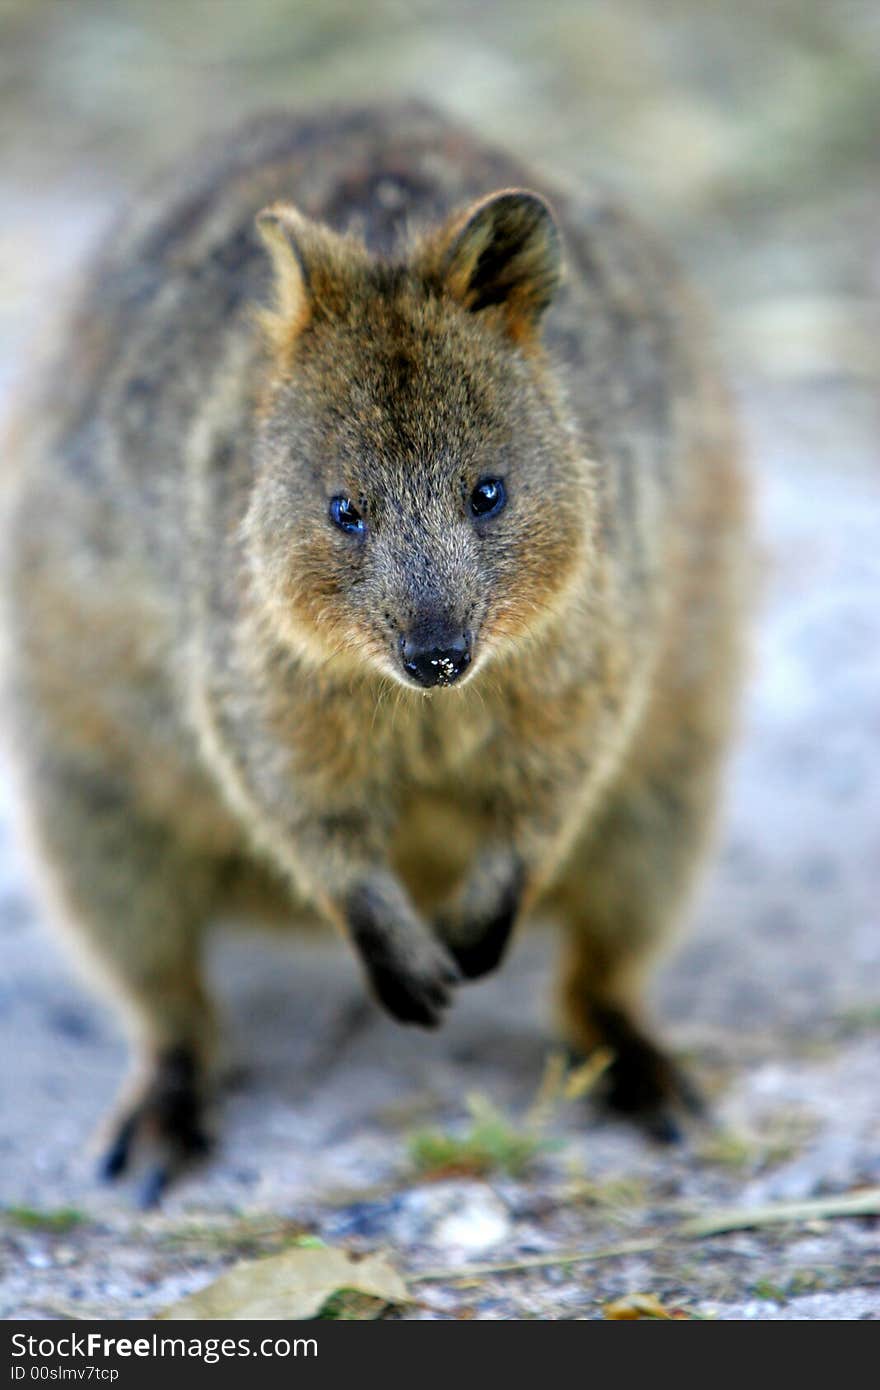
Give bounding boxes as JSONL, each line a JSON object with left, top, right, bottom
{"left": 408, "top": 1187, "right": 880, "bottom": 1285}
{"left": 677, "top": 1186, "right": 880, "bottom": 1239}
{"left": 409, "top": 1237, "right": 660, "bottom": 1283}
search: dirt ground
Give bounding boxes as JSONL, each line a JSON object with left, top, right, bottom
{"left": 0, "top": 0, "right": 878, "bottom": 1319}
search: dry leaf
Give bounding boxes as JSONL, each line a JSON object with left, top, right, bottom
{"left": 603, "top": 1292, "right": 674, "bottom": 1320}
{"left": 159, "top": 1245, "right": 409, "bottom": 1320}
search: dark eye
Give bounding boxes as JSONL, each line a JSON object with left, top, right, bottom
{"left": 329, "top": 495, "right": 365, "bottom": 536}
{"left": 469, "top": 477, "right": 507, "bottom": 520}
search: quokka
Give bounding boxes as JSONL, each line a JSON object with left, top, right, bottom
{"left": 2, "top": 103, "right": 747, "bottom": 1202}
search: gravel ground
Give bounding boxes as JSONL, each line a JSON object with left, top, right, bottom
{"left": 0, "top": 0, "right": 878, "bottom": 1320}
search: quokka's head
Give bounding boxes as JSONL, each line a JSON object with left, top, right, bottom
{"left": 245, "top": 189, "right": 595, "bottom": 690}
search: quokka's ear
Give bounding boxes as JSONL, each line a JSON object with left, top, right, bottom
{"left": 255, "top": 203, "right": 366, "bottom": 348}
{"left": 427, "top": 189, "right": 562, "bottom": 340}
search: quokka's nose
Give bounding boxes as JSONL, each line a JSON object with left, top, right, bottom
{"left": 401, "top": 634, "right": 471, "bottom": 688}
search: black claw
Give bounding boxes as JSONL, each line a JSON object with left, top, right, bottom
{"left": 98, "top": 1115, "right": 138, "bottom": 1182}
{"left": 98, "top": 1145, "right": 127, "bottom": 1183}
{"left": 401, "top": 1010, "right": 442, "bottom": 1030}
{"left": 137, "top": 1166, "right": 171, "bottom": 1210}
{"left": 98, "top": 1045, "right": 211, "bottom": 1203}
{"left": 396, "top": 992, "right": 445, "bottom": 1028}
{"left": 641, "top": 1108, "right": 683, "bottom": 1145}
{"left": 367, "top": 959, "right": 457, "bottom": 1028}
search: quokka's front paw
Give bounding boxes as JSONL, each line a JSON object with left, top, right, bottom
{"left": 98, "top": 1044, "right": 212, "bottom": 1208}
{"left": 437, "top": 860, "right": 522, "bottom": 981}
{"left": 362, "top": 934, "right": 462, "bottom": 1028}
{"left": 347, "top": 879, "right": 462, "bottom": 1027}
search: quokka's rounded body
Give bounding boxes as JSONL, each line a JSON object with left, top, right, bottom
{"left": 2, "top": 103, "right": 746, "bottom": 1197}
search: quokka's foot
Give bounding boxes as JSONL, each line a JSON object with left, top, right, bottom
{"left": 347, "top": 893, "right": 462, "bottom": 1028}
{"left": 98, "top": 1045, "right": 212, "bottom": 1207}
{"left": 436, "top": 854, "right": 523, "bottom": 981}
{"left": 439, "top": 889, "right": 521, "bottom": 982}
{"left": 588, "top": 1005, "right": 705, "bottom": 1144}
{"left": 363, "top": 938, "right": 462, "bottom": 1028}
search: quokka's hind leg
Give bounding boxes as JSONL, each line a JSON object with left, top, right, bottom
{"left": 553, "top": 707, "right": 731, "bottom": 1142}
{"left": 21, "top": 755, "right": 221, "bottom": 1204}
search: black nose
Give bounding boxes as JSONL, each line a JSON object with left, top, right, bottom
{"left": 401, "top": 634, "right": 471, "bottom": 687}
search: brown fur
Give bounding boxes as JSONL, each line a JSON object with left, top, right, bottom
{"left": 1, "top": 102, "right": 747, "bottom": 1194}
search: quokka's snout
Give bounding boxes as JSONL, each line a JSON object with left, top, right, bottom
{"left": 399, "top": 623, "right": 472, "bottom": 687}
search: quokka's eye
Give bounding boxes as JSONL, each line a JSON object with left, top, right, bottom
{"left": 329, "top": 495, "right": 365, "bottom": 536}
{"left": 469, "top": 477, "right": 507, "bottom": 520}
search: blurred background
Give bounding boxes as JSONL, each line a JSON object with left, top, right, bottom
{"left": 0, "top": 0, "right": 878, "bottom": 1320}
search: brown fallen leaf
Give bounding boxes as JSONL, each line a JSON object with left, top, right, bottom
{"left": 603, "top": 1293, "right": 675, "bottom": 1320}
{"left": 158, "top": 1245, "right": 410, "bottom": 1321}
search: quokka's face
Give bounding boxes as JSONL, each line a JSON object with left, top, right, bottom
{"left": 245, "top": 191, "right": 594, "bottom": 689}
